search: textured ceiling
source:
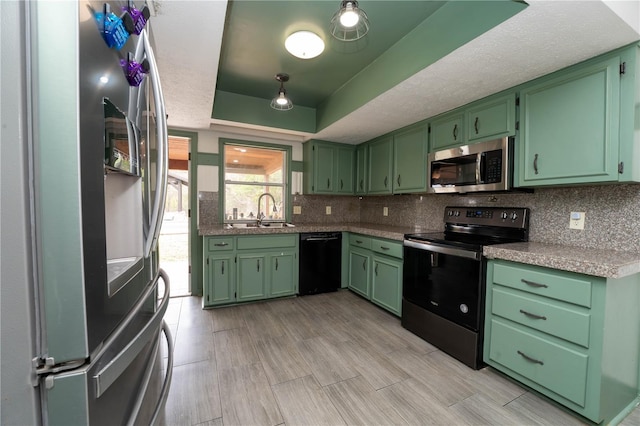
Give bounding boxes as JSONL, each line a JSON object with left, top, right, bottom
{"left": 150, "top": 0, "right": 640, "bottom": 144}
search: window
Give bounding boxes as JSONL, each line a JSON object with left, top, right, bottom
{"left": 222, "top": 142, "right": 288, "bottom": 223}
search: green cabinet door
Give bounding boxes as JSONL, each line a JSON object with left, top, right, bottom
{"left": 237, "top": 253, "right": 266, "bottom": 301}
{"left": 368, "top": 136, "right": 393, "bottom": 194}
{"left": 466, "top": 93, "right": 516, "bottom": 142}
{"left": 393, "top": 125, "right": 427, "bottom": 193}
{"left": 371, "top": 255, "right": 402, "bottom": 316}
{"left": 336, "top": 146, "right": 355, "bottom": 194}
{"left": 204, "top": 255, "right": 235, "bottom": 306}
{"left": 270, "top": 251, "right": 297, "bottom": 297}
{"left": 314, "top": 144, "right": 335, "bottom": 193}
{"left": 518, "top": 56, "right": 620, "bottom": 186}
{"left": 430, "top": 113, "right": 464, "bottom": 150}
{"left": 348, "top": 249, "right": 370, "bottom": 299}
{"left": 355, "top": 145, "right": 367, "bottom": 195}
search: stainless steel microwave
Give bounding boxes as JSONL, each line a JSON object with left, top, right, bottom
{"left": 427, "top": 137, "right": 513, "bottom": 193}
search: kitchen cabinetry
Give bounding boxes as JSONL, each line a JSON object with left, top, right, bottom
{"left": 429, "top": 93, "right": 516, "bottom": 151}
{"left": 367, "top": 136, "right": 394, "bottom": 194}
{"left": 203, "top": 234, "right": 298, "bottom": 307}
{"left": 303, "top": 140, "right": 355, "bottom": 195}
{"left": 518, "top": 56, "right": 621, "bottom": 186}
{"left": 484, "top": 259, "right": 640, "bottom": 424}
{"left": 347, "top": 233, "right": 403, "bottom": 316}
{"left": 355, "top": 144, "right": 367, "bottom": 195}
{"left": 367, "top": 124, "right": 427, "bottom": 195}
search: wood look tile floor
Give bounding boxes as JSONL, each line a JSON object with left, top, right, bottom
{"left": 159, "top": 290, "right": 638, "bottom": 426}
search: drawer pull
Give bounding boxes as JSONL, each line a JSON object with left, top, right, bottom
{"left": 521, "top": 278, "right": 548, "bottom": 288}
{"left": 356, "top": 240, "right": 363, "bottom": 244}
{"left": 519, "top": 309, "right": 547, "bottom": 320}
{"left": 214, "top": 242, "right": 229, "bottom": 247}
{"left": 517, "top": 350, "right": 544, "bottom": 365}
{"left": 380, "top": 246, "right": 390, "bottom": 251}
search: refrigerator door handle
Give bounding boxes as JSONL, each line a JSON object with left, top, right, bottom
{"left": 142, "top": 29, "right": 169, "bottom": 258}
{"left": 127, "top": 319, "right": 174, "bottom": 426}
{"left": 93, "top": 269, "right": 170, "bottom": 397}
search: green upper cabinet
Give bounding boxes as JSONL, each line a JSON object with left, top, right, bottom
{"left": 518, "top": 56, "right": 621, "bottom": 187}
{"left": 355, "top": 144, "right": 368, "bottom": 195}
{"left": 303, "top": 140, "right": 355, "bottom": 195}
{"left": 429, "top": 93, "right": 516, "bottom": 151}
{"left": 336, "top": 146, "right": 355, "bottom": 194}
{"left": 393, "top": 125, "right": 428, "bottom": 193}
{"left": 367, "top": 124, "right": 428, "bottom": 195}
{"left": 367, "top": 136, "right": 394, "bottom": 194}
{"left": 430, "top": 113, "right": 464, "bottom": 151}
{"left": 466, "top": 93, "right": 516, "bottom": 143}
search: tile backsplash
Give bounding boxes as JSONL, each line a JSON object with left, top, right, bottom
{"left": 201, "top": 184, "right": 640, "bottom": 252}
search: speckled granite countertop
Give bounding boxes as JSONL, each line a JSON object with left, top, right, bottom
{"left": 198, "top": 222, "right": 437, "bottom": 242}
{"left": 484, "top": 242, "right": 640, "bottom": 279}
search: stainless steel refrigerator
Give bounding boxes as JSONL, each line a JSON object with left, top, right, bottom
{"left": 1, "top": 1, "right": 173, "bottom": 424}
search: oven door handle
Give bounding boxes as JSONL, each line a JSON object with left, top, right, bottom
{"left": 404, "top": 239, "right": 480, "bottom": 261}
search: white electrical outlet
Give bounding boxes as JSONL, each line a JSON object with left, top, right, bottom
{"left": 325, "top": 206, "right": 331, "bottom": 215}
{"left": 293, "top": 206, "right": 302, "bottom": 215}
{"left": 383, "top": 206, "right": 389, "bottom": 216}
{"left": 569, "top": 212, "right": 585, "bottom": 230}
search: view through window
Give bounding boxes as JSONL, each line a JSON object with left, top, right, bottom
{"left": 224, "top": 143, "right": 287, "bottom": 223}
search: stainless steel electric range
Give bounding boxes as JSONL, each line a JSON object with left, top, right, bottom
{"left": 402, "top": 206, "right": 529, "bottom": 369}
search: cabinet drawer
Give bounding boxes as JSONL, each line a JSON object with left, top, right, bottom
{"left": 206, "top": 237, "right": 234, "bottom": 251}
{"left": 237, "top": 234, "right": 297, "bottom": 250}
{"left": 370, "top": 238, "right": 403, "bottom": 259}
{"left": 492, "top": 262, "right": 592, "bottom": 308}
{"left": 489, "top": 319, "right": 588, "bottom": 407}
{"left": 492, "top": 287, "right": 591, "bottom": 348}
{"left": 349, "top": 234, "right": 371, "bottom": 249}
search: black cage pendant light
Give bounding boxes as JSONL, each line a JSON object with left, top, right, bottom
{"left": 270, "top": 73, "right": 293, "bottom": 111}
{"left": 330, "top": 1, "right": 370, "bottom": 42}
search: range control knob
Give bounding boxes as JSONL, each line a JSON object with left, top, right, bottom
{"left": 448, "top": 210, "right": 454, "bottom": 217}
{"left": 501, "top": 211, "right": 508, "bottom": 220}
{"left": 454, "top": 210, "right": 460, "bottom": 217}
{"left": 511, "top": 212, "right": 519, "bottom": 221}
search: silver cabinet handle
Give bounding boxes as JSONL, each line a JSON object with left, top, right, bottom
{"left": 214, "top": 242, "right": 229, "bottom": 247}
{"left": 517, "top": 350, "right": 544, "bottom": 365}
{"left": 521, "top": 278, "right": 548, "bottom": 288}
{"left": 519, "top": 309, "right": 547, "bottom": 320}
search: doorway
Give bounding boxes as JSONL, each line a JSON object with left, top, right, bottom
{"left": 160, "top": 135, "right": 190, "bottom": 297}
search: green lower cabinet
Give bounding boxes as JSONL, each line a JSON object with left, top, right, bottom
{"left": 203, "top": 235, "right": 298, "bottom": 307}
{"left": 348, "top": 248, "right": 370, "bottom": 299}
{"left": 270, "top": 251, "right": 297, "bottom": 297}
{"left": 484, "top": 259, "right": 640, "bottom": 424}
{"left": 237, "top": 253, "right": 267, "bottom": 301}
{"left": 204, "top": 255, "right": 235, "bottom": 306}
{"left": 347, "top": 233, "right": 403, "bottom": 316}
{"left": 371, "top": 255, "right": 402, "bottom": 316}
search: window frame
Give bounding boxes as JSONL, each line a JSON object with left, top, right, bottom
{"left": 219, "top": 138, "right": 292, "bottom": 224}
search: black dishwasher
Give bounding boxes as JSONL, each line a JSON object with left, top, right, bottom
{"left": 299, "top": 232, "right": 342, "bottom": 295}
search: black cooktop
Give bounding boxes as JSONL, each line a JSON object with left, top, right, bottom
{"left": 405, "top": 206, "right": 530, "bottom": 249}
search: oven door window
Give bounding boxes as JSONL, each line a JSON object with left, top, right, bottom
{"left": 430, "top": 153, "right": 477, "bottom": 187}
{"left": 403, "top": 246, "right": 483, "bottom": 331}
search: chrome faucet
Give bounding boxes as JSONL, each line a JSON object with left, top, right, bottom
{"left": 257, "top": 192, "right": 277, "bottom": 224}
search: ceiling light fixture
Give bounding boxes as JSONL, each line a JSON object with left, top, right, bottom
{"left": 270, "top": 73, "right": 293, "bottom": 111}
{"left": 330, "top": 1, "right": 370, "bottom": 42}
{"left": 285, "top": 31, "right": 325, "bottom": 59}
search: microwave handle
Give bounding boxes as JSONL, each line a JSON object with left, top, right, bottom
{"left": 476, "top": 152, "right": 486, "bottom": 184}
